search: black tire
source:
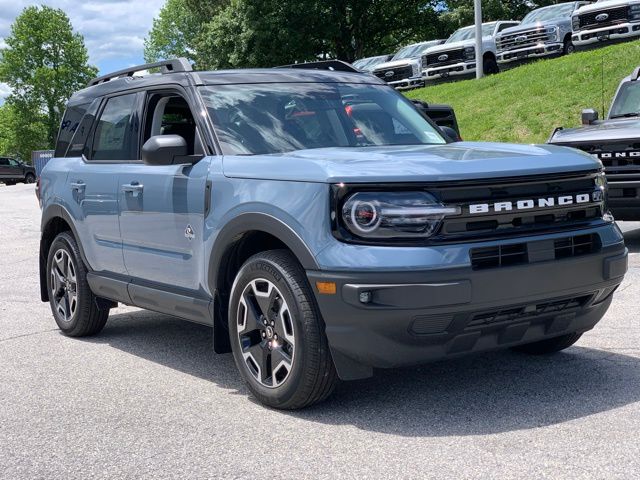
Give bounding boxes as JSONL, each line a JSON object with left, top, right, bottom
{"left": 563, "top": 36, "right": 575, "bottom": 55}
{"left": 46, "top": 231, "right": 109, "bottom": 337}
{"left": 24, "top": 173, "right": 35, "bottom": 184}
{"left": 483, "top": 55, "right": 499, "bottom": 75}
{"left": 512, "top": 332, "right": 583, "bottom": 355}
{"left": 229, "top": 250, "right": 338, "bottom": 409}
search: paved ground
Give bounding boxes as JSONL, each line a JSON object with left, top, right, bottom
{"left": 1, "top": 182, "right": 639, "bottom": 479}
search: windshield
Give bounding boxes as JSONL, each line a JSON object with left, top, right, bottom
{"left": 446, "top": 23, "right": 496, "bottom": 43}
{"left": 353, "top": 55, "right": 388, "bottom": 71}
{"left": 521, "top": 3, "right": 575, "bottom": 24}
{"left": 392, "top": 41, "right": 441, "bottom": 59}
{"left": 199, "top": 83, "right": 446, "bottom": 155}
{"left": 609, "top": 81, "right": 640, "bottom": 118}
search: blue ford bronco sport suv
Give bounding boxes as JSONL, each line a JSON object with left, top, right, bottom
{"left": 39, "top": 58, "right": 627, "bottom": 409}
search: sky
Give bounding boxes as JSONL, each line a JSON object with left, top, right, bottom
{"left": 0, "top": 0, "right": 166, "bottom": 102}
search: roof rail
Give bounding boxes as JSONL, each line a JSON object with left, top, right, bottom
{"left": 277, "top": 60, "right": 361, "bottom": 74}
{"left": 87, "top": 58, "right": 193, "bottom": 87}
{"left": 631, "top": 66, "right": 640, "bottom": 82}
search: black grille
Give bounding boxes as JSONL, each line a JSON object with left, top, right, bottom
{"left": 553, "top": 141, "right": 640, "bottom": 175}
{"left": 373, "top": 65, "right": 413, "bottom": 83}
{"left": 425, "top": 48, "right": 464, "bottom": 68}
{"left": 496, "top": 28, "right": 555, "bottom": 52}
{"left": 432, "top": 173, "right": 604, "bottom": 241}
{"left": 467, "top": 294, "right": 593, "bottom": 328}
{"left": 470, "top": 233, "right": 600, "bottom": 270}
{"left": 578, "top": 6, "right": 628, "bottom": 30}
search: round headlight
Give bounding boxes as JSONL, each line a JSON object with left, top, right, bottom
{"left": 350, "top": 200, "right": 381, "bottom": 233}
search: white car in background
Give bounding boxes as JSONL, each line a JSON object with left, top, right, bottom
{"left": 371, "top": 40, "right": 445, "bottom": 90}
{"left": 423, "top": 21, "right": 519, "bottom": 80}
{"left": 572, "top": 0, "right": 640, "bottom": 46}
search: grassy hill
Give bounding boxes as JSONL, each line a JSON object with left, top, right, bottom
{"left": 406, "top": 40, "right": 640, "bottom": 144}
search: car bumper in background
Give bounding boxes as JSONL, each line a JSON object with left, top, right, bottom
{"left": 424, "top": 61, "right": 476, "bottom": 80}
{"left": 573, "top": 22, "right": 640, "bottom": 46}
{"left": 497, "top": 43, "right": 564, "bottom": 63}
{"left": 307, "top": 243, "right": 627, "bottom": 381}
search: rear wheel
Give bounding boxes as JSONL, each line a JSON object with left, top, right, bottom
{"left": 24, "top": 173, "right": 35, "bottom": 184}
{"left": 512, "top": 332, "right": 583, "bottom": 355}
{"left": 229, "top": 250, "right": 338, "bottom": 409}
{"left": 46, "top": 232, "right": 110, "bottom": 336}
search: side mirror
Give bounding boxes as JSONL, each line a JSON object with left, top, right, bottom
{"left": 581, "top": 108, "right": 599, "bottom": 125}
{"left": 440, "top": 125, "right": 462, "bottom": 142}
{"left": 141, "top": 135, "right": 188, "bottom": 166}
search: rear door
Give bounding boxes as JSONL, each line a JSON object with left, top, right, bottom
{"left": 0, "top": 158, "right": 9, "bottom": 179}
{"left": 64, "top": 93, "right": 141, "bottom": 275}
{"left": 117, "top": 87, "right": 209, "bottom": 293}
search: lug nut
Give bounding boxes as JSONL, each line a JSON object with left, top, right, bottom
{"left": 261, "top": 331, "right": 266, "bottom": 338}
{"left": 274, "top": 334, "right": 278, "bottom": 340}
{"left": 270, "top": 321, "right": 275, "bottom": 327}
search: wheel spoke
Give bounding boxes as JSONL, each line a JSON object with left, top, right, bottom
{"left": 270, "top": 346, "right": 292, "bottom": 386}
{"left": 274, "top": 303, "right": 295, "bottom": 348}
{"left": 239, "top": 294, "right": 266, "bottom": 334}
{"left": 251, "top": 280, "right": 277, "bottom": 317}
{"left": 245, "top": 342, "right": 270, "bottom": 383}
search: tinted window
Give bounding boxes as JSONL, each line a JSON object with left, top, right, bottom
{"left": 200, "top": 83, "right": 445, "bottom": 155}
{"left": 610, "top": 82, "right": 640, "bottom": 118}
{"left": 55, "top": 103, "right": 90, "bottom": 157}
{"left": 0, "top": 158, "right": 8, "bottom": 166}
{"left": 91, "top": 94, "right": 138, "bottom": 161}
{"left": 521, "top": 3, "right": 576, "bottom": 24}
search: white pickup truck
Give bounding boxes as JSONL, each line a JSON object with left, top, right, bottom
{"left": 572, "top": 0, "right": 640, "bottom": 46}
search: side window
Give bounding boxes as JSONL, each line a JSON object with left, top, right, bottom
{"left": 55, "top": 103, "right": 90, "bottom": 157}
{"left": 8, "top": 159, "right": 19, "bottom": 166}
{"left": 0, "top": 158, "right": 8, "bottom": 166}
{"left": 91, "top": 93, "right": 139, "bottom": 161}
{"left": 142, "top": 92, "right": 201, "bottom": 156}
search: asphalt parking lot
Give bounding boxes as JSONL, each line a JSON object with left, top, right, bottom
{"left": 1, "top": 182, "right": 639, "bottom": 479}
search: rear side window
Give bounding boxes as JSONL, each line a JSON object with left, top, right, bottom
{"left": 91, "top": 94, "right": 139, "bottom": 161}
{"left": 55, "top": 103, "right": 90, "bottom": 157}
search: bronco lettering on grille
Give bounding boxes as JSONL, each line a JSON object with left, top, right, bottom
{"left": 468, "top": 192, "right": 599, "bottom": 214}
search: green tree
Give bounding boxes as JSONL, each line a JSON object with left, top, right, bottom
{"left": 144, "top": 0, "right": 203, "bottom": 64}
{"left": 0, "top": 102, "right": 48, "bottom": 161}
{"left": 0, "top": 6, "right": 97, "bottom": 152}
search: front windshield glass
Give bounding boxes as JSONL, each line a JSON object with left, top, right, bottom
{"left": 392, "top": 44, "right": 422, "bottom": 60}
{"left": 446, "top": 23, "right": 496, "bottom": 43}
{"left": 609, "top": 81, "right": 640, "bottom": 118}
{"left": 353, "top": 55, "right": 387, "bottom": 71}
{"left": 199, "top": 83, "right": 446, "bottom": 155}
{"left": 521, "top": 3, "right": 575, "bottom": 23}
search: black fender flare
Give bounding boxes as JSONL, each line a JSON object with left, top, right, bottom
{"left": 207, "top": 212, "right": 319, "bottom": 295}
{"left": 39, "top": 204, "right": 90, "bottom": 301}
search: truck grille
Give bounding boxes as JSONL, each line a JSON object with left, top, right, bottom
{"left": 553, "top": 141, "right": 640, "bottom": 175}
{"left": 430, "top": 172, "right": 605, "bottom": 241}
{"left": 496, "top": 28, "right": 555, "bottom": 52}
{"left": 578, "top": 6, "right": 629, "bottom": 30}
{"left": 372, "top": 65, "right": 414, "bottom": 83}
{"left": 470, "top": 233, "right": 600, "bottom": 270}
{"left": 424, "top": 48, "right": 464, "bottom": 68}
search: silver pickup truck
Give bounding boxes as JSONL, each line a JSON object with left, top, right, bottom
{"left": 572, "top": 0, "right": 640, "bottom": 46}
{"left": 496, "top": 2, "right": 591, "bottom": 64}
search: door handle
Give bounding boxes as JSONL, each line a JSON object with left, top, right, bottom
{"left": 70, "top": 181, "right": 85, "bottom": 192}
{"left": 121, "top": 182, "right": 144, "bottom": 194}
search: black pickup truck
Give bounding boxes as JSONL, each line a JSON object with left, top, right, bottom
{"left": 549, "top": 66, "right": 640, "bottom": 220}
{"left": 0, "top": 157, "right": 36, "bottom": 185}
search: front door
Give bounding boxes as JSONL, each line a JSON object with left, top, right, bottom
{"left": 118, "top": 90, "right": 209, "bottom": 292}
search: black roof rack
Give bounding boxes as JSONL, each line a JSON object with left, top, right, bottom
{"left": 277, "top": 60, "right": 361, "bottom": 74}
{"left": 87, "top": 58, "right": 193, "bottom": 87}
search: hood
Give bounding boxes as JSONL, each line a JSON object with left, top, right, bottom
{"left": 549, "top": 118, "right": 640, "bottom": 143}
{"left": 576, "top": 0, "right": 635, "bottom": 14}
{"left": 499, "top": 21, "right": 561, "bottom": 36}
{"left": 222, "top": 142, "right": 601, "bottom": 184}
{"left": 373, "top": 58, "right": 419, "bottom": 71}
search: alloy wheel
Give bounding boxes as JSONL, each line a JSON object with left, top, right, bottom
{"left": 236, "top": 278, "right": 296, "bottom": 388}
{"left": 50, "top": 249, "right": 78, "bottom": 322}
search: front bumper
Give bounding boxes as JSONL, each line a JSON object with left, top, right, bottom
{"left": 423, "top": 61, "right": 476, "bottom": 80}
{"left": 573, "top": 22, "right": 640, "bottom": 46}
{"left": 307, "top": 242, "right": 627, "bottom": 380}
{"left": 497, "top": 43, "right": 564, "bottom": 64}
{"left": 386, "top": 77, "right": 424, "bottom": 90}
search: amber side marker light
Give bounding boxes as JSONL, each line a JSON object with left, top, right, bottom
{"left": 316, "top": 282, "right": 337, "bottom": 295}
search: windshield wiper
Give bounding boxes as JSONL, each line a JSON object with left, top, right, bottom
{"left": 610, "top": 112, "right": 640, "bottom": 119}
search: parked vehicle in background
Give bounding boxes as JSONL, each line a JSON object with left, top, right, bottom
{"left": 423, "top": 21, "right": 519, "bottom": 80}
{"left": 0, "top": 157, "right": 36, "bottom": 185}
{"left": 39, "top": 58, "right": 627, "bottom": 410}
{"left": 352, "top": 54, "right": 393, "bottom": 72}
{"left": 372, "top": 40, "right": 445, "bottom": 90}
{"left": 572, "top": 0, "right": 640, "bottom": 46}
{"left": 548, "top": 66, "right": 640, "bottom": 219}
{"left": 496, "top": 2, "right": 591, "bottom": 64}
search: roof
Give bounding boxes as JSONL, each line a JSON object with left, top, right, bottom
{"left": 69, "top": 62, "right": 385, "bottom": 106}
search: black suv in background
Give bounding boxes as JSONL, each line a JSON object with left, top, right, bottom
{"left": 0, "top": 157, "right": 36, "bottom": 185}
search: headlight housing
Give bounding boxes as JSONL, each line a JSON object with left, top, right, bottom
{"left": 572, "top": 15, "right": 580, "bottom": 31}
{"left": 340, "top": 191, "right": 460, "bottom": 240}
{"left": 630, "top": 4, "right": 640, "bottom": 21}
{"left": 544, "top": 26, "right": 559, "bottom": 41}
{"left": 463, "top": 46, "right": 475, "bottom": 61}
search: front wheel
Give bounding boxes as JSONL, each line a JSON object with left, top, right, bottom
{"left": 24, "top": 173, "right": 35, "bottom": 184}
{"left": 483, "top": 55, "right": 499, "bottom": 75}
{"left": 229, "top": 250, "right": 338, "bottom": 409}
{"left": 511, "top": 332, "right": 583, "bottom": 355}
{"left": 563, "top": 37, "right": 575, "bottom": 55}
